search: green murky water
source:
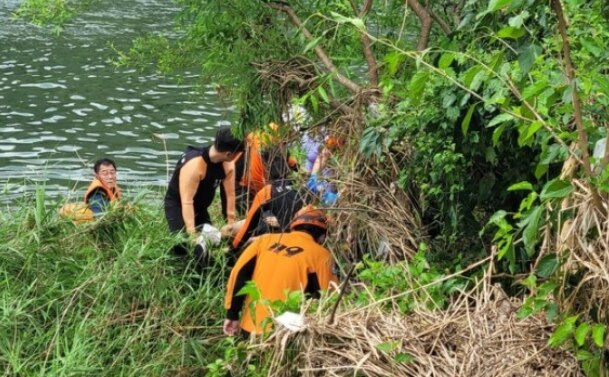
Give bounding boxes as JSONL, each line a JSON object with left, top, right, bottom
{"left": 0, "top": 0, "right": 234, "bottom": 204}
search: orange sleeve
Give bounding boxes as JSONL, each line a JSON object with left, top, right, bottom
{"left": 179, "top": 157, "right": 206, "bottom": 234}
{"left": 224, "top": 237, "right": 261, "bottom": 319}
{"left": 232, "top": 185, "right": 272, "bottom": 249}
{"left": 244, "top": 140, "right": 266, "bottom": 193}
{"left": 222, "top": 160, "right": 237, "bottom": 224}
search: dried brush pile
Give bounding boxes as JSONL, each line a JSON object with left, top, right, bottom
{"left": 554, "top": 180, "right": 609, "bottom": 323}
{"left": 259, "top": 282, "right": 580, "bottom": 377}
{"left": 320, "top": 118, "right": 423, "bottom": 262}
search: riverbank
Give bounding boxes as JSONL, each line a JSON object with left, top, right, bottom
{"left": 1, "top": 195, "right": 232, "bottom": 375}
{"left": 0, "top": 193, "right": 580, "bottom": 376}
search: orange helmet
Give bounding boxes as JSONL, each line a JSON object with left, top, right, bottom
{"left": 290, "top": 205, "right": 328, "bottom": 231}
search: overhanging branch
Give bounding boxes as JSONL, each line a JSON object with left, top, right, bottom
{"left": 266, "top": 1, "right": 362, "bottom": 95}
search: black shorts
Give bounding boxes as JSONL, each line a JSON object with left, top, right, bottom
{"left": 164, "top": 202, "right": 211, "bottom": 234}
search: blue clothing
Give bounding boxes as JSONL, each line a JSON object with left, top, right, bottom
{"left": 302, "top": 133, "right": 322, "bottom": 173}
{"left": 307, "top": 174, "right": 338, "bottom": 206}
{"left": 88, "top": 189, "right": 110, "bottom": 215}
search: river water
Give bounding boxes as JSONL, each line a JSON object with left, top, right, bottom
{"left": 0, "top": 0, "right": 235, "bottom": 204}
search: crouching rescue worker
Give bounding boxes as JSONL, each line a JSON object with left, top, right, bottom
{"left": 223, "top": 206, "right": 338, "bottom": 337}
{"left": 164, "top": 126, "right": 244, "bottom": 270}
{"left": 59, "top": 157, "right": 122, "bottom": 223}
{"left": 225, "top": 153, "right": 306, "bottom": 255}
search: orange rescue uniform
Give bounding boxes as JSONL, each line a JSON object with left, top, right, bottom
{"left": 225, "top": 231, "right": 338, "bottom": 334}
{"left": 231, "top": 184, "right": 272, "bottom": 249}
{"left": 239, "top": 130, "right": 299, "bottom": 196}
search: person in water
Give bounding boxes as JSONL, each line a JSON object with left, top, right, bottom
{"left": 84, "top": 158, "right": 122, "bottom": 215}
{"left": 164, "top": 126, "right": 244, "bottom": 266}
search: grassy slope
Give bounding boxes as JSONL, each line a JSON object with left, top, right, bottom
{"left": 0, "top": 192, "right": 232, "bottom": 376}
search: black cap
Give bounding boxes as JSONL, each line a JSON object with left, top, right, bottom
{"left": 214, "top": 126, "right": 244, "bottom": 153}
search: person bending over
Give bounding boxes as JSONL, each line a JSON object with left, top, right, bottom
{"left": 223, "top": 206, "right": 338, "bottom": 337}
{"left": 225, "top": 153, "right": 307, "bottom": 255}
{"left": 164, "top": 126, "right": 244, "bottom": 266}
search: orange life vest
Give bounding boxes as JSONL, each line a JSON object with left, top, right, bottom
{"left": 84, "top": 178, "right": 122, "bottom": 203}
{"left": 59, "top": 203, "right": 95, "bottom": 224}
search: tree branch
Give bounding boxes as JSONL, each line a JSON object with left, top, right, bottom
{"left": 552, "top": 0, "right": 605, "bottom": 213}
{"left": 266, "top": 2, "right": 362, "bottom": 94}
{"left": 430, "top": 9, "right": 451, "bottom": 35}
{"left": 356, "top": 0, "right": 379, "bottom": 88}
{"left": 406, "top": 0, "right": 432, "bottom": 51}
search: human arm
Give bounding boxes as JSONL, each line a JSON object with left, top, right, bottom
{"left": 231, "top": 185, "right": 271, "bottom": 250}
{"left": 311, "top": 146, "right": 331, "bottom": 175}
{"left": 305, "top": 250, "right": 339, "bottom": 297}
{"left": 179, "top": 157, "right": 206, "bottom": 234}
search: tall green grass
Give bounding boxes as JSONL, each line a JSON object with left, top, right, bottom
{"left": 0, "top": 191, "right": 233, "bottom": 376}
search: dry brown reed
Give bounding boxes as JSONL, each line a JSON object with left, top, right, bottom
{"left": 254, "top": 281, "right": 580, "bottom": 377}
{"left": 553, "top": 180, "right": 609, "bottom": 323}
{"left": 310, "top": 112, "right": 423, "bottom": 262}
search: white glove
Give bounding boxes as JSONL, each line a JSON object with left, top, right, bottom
{"left": 197, "top": 224, "right": 222, "bottom": 247}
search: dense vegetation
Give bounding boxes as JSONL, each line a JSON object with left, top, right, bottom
{"left": 9, "top": 0, "right": 609, "bottom": 375}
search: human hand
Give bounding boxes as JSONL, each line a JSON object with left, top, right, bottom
{"left": 263, "top": 215, "right": 279, "bottom": 228}
{"left": 221, "top": 224, "right": 234, "bottom": 238}
{"left": 223, "top": 319, "right": 240, "bottom": 336}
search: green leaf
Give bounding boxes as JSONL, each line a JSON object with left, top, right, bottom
{"left": 520, "top": 274, "right": 537, "bottom": 289}
{"left": 488, "top": 210, "right": 508, "bottom": 225}
{"left": 489, "top": 51, "right": 504, "bottom": 72}
{"left": 507, "top": 181, "right": 533, "bottom": 191}
{"left": 545, "top": 302, "right": 558, "bottom": 322}
{"left": 438, "top": 52, "right": 455, "bottom": 69}
{"left": 492, "top": 123, "right": 506, "bottom": 145}
{"left": 487, "top": 113, "right": 514, "bottom": 128}
{"left": 375, "top": 341, "right": 396, "bottom": 353}
{"left": 521, "top": 205, "right": 543, "bottom": 256}
{"left": 518, "top": 192, "right": 538, "bottom": 212}
{"left": 497, "top": 26, "right": 525, "bottom": 40}
{"left": 540, "top": 179, "right": 573, "bottom": 200}
{"left": 548, "top": 315, "right": 578, "bottom": 347}
{"left": 394, "top": 353, "right": 415, "bottom": 363}
{"left": 329, "top": 11, "right": 365, "bottom": 30}
{"left": 592, "top": 324, "right": 606, "bottom": 347}
{"left": 461, "top": 103, "right": 478, "bottom": 136}
{"left": 384, "top": 51, "right": 403, "bottom": 76}
{"left": 519, "top": 121, "right": 543, "bottom": 145}
{"left": 536, "top": 254, "right": 560, "bottom": 278}
{"left": 487, "top": 0, "right": 513, "bottom": 12}
{"left": 303, "top": 37, "right": 322, "bottom": 53}
{"left": 508, "top": 10, "right": 529, "bottom": 28}
{"left": 317, "top": 86, "right": 329, "bottom": 104}
{"left": 575, "top": 323, "right": 591, "bottom": 346}
{"left": 518, "top": 44, "right": 540, "bottom": 75}
{"left": 522, "top": 79, "right": 549, "bottom": 100}
{"left": 408, "top": 70, "right": 429, "bottom": 105}
{"left": 463, "top": 65, "right": 483, "bottom": 88}
{"left": 309, "top": 93, "right": 319, "bottom": 113}
{"left": 576, "top": 350, "right": 595, "bottom": 361}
